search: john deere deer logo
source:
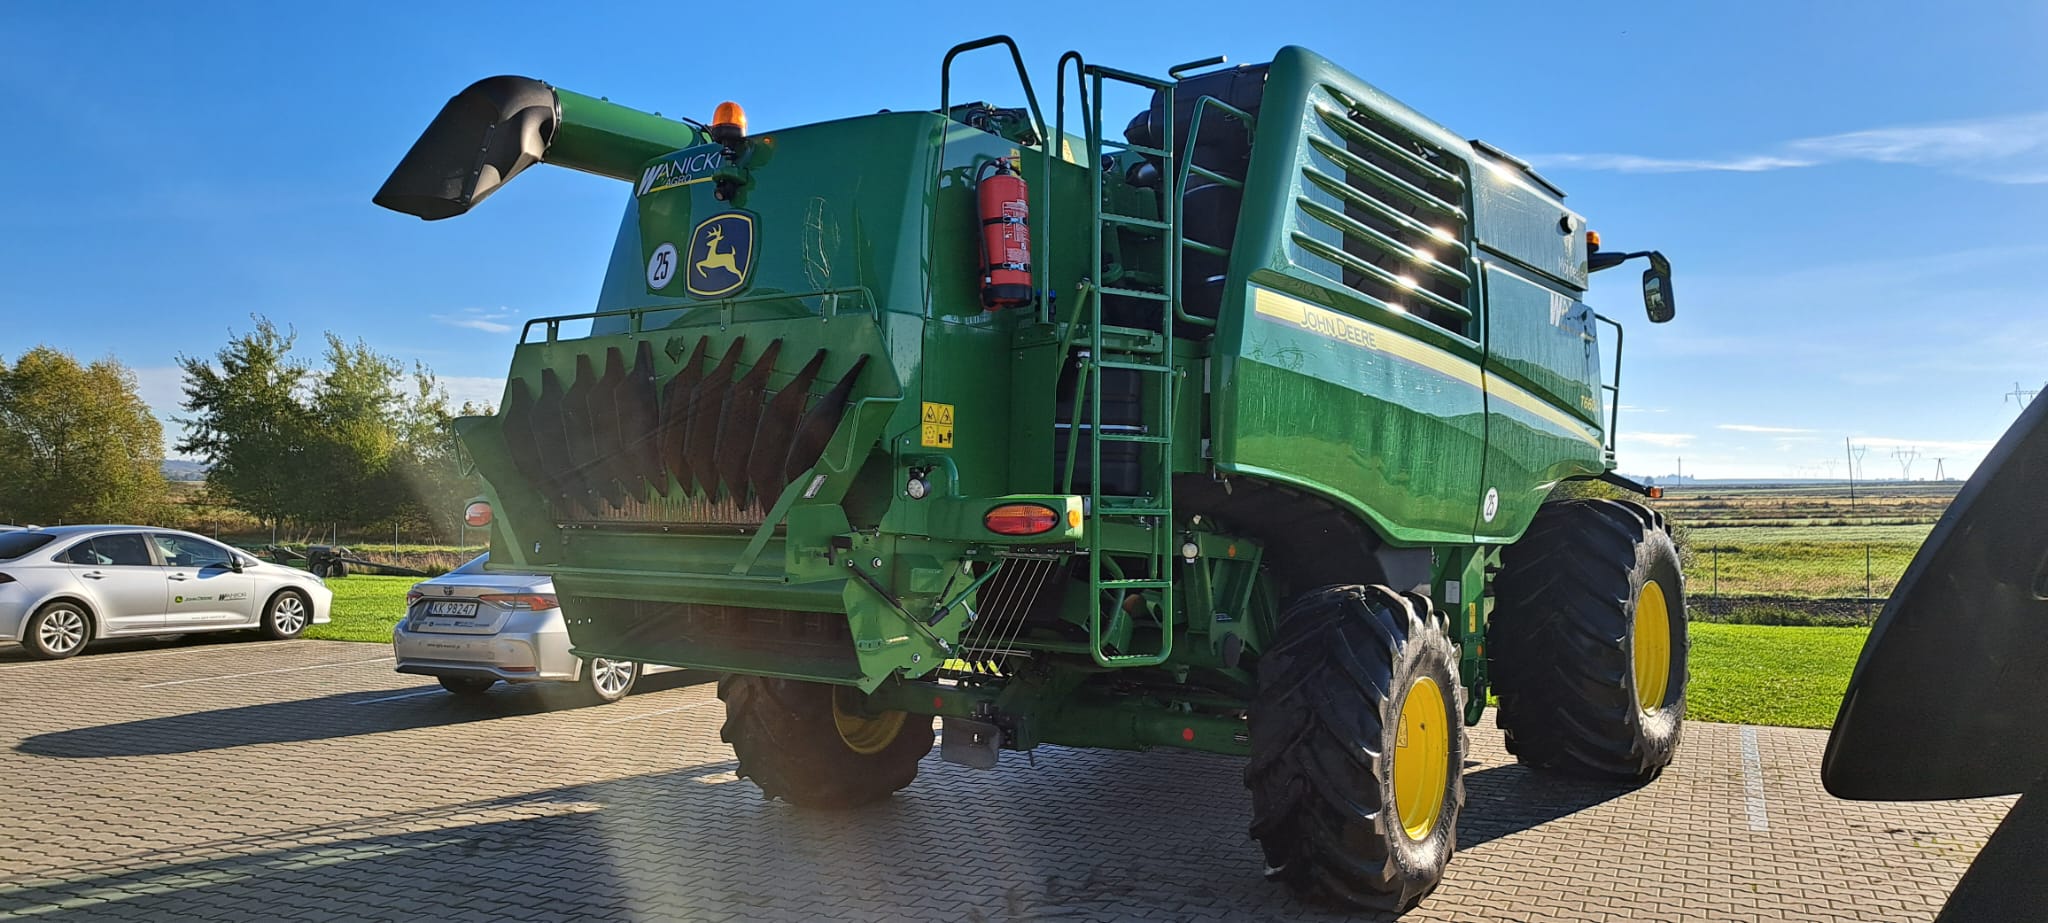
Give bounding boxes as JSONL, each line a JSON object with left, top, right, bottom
{"left": 696, "top": 226, "right": 740, "bottom": 279}
{"left": 685, "top": 212, "right": 756, "bottom": 298}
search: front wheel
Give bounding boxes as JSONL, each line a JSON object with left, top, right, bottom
{"left": 260, "top": 590, "right": 311, "bottom": 640}
{"left": 1246, "top": 585, "right": 1466, "bottom": 913}
{"left": 1490, "top": 498, "right": 1689, "bottom": 782}
{"left": 719, "top": 676, "right": 934, "bottom": 808}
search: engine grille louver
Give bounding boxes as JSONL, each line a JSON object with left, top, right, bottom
{"left": 499, "top": 336, "right": 864, "bottom": 524}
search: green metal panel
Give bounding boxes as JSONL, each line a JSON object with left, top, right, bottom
{"left": 1213, "top": 47, "right": 1489, "bottom": 545}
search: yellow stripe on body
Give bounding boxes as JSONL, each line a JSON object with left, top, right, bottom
{"left": 1250, "top": 287, "right": 1601, "bottom": 446}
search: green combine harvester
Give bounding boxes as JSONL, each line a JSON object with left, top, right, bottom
{"left": 376, "top": 37, "right": 1686, "bottom": 911}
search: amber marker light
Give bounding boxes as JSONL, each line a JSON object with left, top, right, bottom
{"left": 985, "top": 504, "right": 1059, "bottom": 536}
{"left": 711, "top": 101, "right": 748, "bottom": 146}
{"left": 1586, "top": 230, "right": 1602, "bottom": 251}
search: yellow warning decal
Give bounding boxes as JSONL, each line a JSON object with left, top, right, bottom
{"left": 920, "top": 401, "right": 956, "bottom": 448}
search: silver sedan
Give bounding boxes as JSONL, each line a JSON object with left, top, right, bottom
{"left": 0, "top": 525, "right": 332, "bottom": 659}
{"left": 391, "top": 554, "right": 660, "bottom": 703}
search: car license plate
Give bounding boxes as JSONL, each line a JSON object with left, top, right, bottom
{"left": 426, "top": 600, "right": 479, "bottom": 617}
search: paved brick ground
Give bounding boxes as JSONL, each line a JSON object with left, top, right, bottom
{"left": 0, "top": 637, "right": 2012, "bottom": 922}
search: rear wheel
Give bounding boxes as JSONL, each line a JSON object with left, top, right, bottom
{"left": 23, "top": 602, "right": 92, "bottom": 660}
{"left": 438, "top": 676, "right": 495, "bottom": 696}
{"left": 582, "top": 657, "right": 639, "bottom": 704}
{"left": 1490, "top": 498, "right": 1689, "bottom": 782}
{"left": 719, "top": 676, "right": 933, "bottom": 808}
{"left": 1246, "top": 585, "right": 1466, "bottom": 912}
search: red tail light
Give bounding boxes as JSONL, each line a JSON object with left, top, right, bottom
{"left": 984, "top": 503, "right": 1059, "bottom": 536}
{"left": 464, "top": 502, "right": 494, "bottom": 527}
{"left": 406, "top": 588, "right": 424, "bottom": 607}
{"left": 479, "top": 593, "right": 559, "bottom": 610}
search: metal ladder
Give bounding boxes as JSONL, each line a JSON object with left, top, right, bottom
{"left": 1074, "top": 64, "right": 1180, "bottom": 667}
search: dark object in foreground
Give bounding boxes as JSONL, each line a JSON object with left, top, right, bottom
{"left": 1823, "top": 393, "right": 2048, "bottom": 921}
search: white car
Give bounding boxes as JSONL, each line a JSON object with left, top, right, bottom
{"left": 0, "top": 525, "right": 332, "bottom": 659}
{"left": 392, "top": 554, "right": 668, "bottom": 703}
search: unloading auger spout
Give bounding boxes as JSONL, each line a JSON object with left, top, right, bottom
{"left": 373, "top": 76, "right": 704, "bottom": 220}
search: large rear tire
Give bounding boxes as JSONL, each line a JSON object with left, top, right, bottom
{"left": 718, "top": 676, "right": 934, "bottom": 808}
{"left": 1490, "top": 497, "right": 1688, "bottom": 782}
{"left": 1246, "top": 585, "right": 1466, "bottom": 913}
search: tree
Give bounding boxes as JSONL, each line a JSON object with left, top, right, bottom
{"left": 391, "top": 364, "right": 488, "bottom": 541}
{"left": 301, "top": 333, "right": 406, "bottom": 526}
{"left": 177, "top": 318, "right": 312, "bottom": 534}
{"left": 0, "top": 347, "right": 171, "bottom": 524}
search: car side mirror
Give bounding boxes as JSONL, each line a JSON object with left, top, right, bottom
{"left": 227, "top": 557, "right": 245, "bottom": 573}
{"left": 1642, "top": 252, "right": 1675, "bottom": 323}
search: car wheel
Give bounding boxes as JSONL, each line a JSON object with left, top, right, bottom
{"left": 260, "top": 590, "right": 312, "bottom": 640}
{"left": 23, "top": 602, "right": 92, "bottom": 660}
{"left": 438, "top": 676, "right": 495, "bottom": 696}
{"left": 584, "top": 658, "right": 639, "bottom": 704}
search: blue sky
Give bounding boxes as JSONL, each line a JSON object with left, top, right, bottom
{"left": 5, "top": 2, "right": 2046, "bottom": 479}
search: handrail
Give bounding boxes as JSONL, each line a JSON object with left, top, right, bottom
{"left": 517, "top": 286, "right": 875, "bottom": 344}
{"left": 939, "top": 35, "right": 1047, "bottom": 149}
{"left": 1171, "top": 95, "right": 1258, "bottom": 329}
{"left": 1595, "top": 312, "right": 1625, "bottom": 452}
{"left": 1055, "top": 50, "right": 1090, "bottom": 157}
{"left": 1168, "top": 55, "right": 1227, "bottom": 80}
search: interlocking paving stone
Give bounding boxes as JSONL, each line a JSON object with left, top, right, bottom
{"left": 0, "top": 638, "right": 2013, "bottom": 921}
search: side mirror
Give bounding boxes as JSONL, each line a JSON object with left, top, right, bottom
{"left": 1642, "top": 252, "right": 1675, "bottom": 323}
{"left": 227, "top": 557, "right": 245, "bottom": 573}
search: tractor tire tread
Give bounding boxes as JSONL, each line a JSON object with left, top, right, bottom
{"left": 718, "top": 675, "right": 933, "bottom": 809}
{"left": 1246, "top": 584, "right": 1466, "bottom": 913}
{"left": 1491, "top": 497, "right": 1688, "bottom": 782}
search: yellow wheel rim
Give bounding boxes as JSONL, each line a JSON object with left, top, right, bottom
{"left": 1393, "top": 676, "right": 1450, "bottom": 841}
{"left": 1633, "top": 581, "right": 1673, "bottom": 712}
{"left": 831, "top": 687, "right": 908, "bottom": 755}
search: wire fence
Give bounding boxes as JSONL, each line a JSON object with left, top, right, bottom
{"left": 1683, "top": 541, "right": 1912, "bottom": 627}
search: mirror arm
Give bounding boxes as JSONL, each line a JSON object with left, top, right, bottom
{"left": 1589, "top": 249, "right": 1654, "bottom": 273}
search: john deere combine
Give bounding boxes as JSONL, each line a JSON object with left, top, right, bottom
{"left": 376, "top": 37, "right": 1686, "bottom": 911}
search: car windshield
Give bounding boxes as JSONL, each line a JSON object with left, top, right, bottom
{"left": 0, "top": 532, "right": 56, "bottom": 561}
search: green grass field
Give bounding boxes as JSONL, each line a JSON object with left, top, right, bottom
{"left": 307, "top": 575, "right": 415, "bottom": 643}
{"left": 310, "top": 575, "right": 1867, "bottom": 729}
{"left": 1685, "top": 623, "right": 1865, "bottom": 728}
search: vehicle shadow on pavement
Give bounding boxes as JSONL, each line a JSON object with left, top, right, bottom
{"left": 0, "top": 752, "right": 1360, "bottom": 923}
{"left": 1455, "top": 762, "right": 1642, "bottom": 850}
{"left": 0, "top": 633, "right": 266, "bottom": 664}
{"left": 12, "top": 670, "right": 711, "bottom": 759}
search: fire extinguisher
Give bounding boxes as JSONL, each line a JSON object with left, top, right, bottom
{"left": 976, "top": 158, "right": 1033, "bottom": 309}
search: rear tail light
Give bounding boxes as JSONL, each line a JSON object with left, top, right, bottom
{"left": 479, "top": 593, "right": 559, "bottom": 610}
{"left": 984, "top": 503, "right": 1060, "bottom": 536}
{"left": 405, "top": 587, "right": 424, "bottom": 608}
{"left": 464, "top": 502, "right": 494, "bottom": 527}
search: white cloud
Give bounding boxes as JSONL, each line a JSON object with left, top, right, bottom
{"left": 437, "top": 375, "right": 505, "bottom": 412}
{"left": 1623, "top": 431, "right": 1695, "bottom": 448}
{"left": 432, "top": 307, "right": 517, "bottom": 335}
{"left": 1716, "top": 423, "right": 1814, "bottom": 433}
{"left": 1529, "top": 110, "right": 2048, "bottom": 184}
